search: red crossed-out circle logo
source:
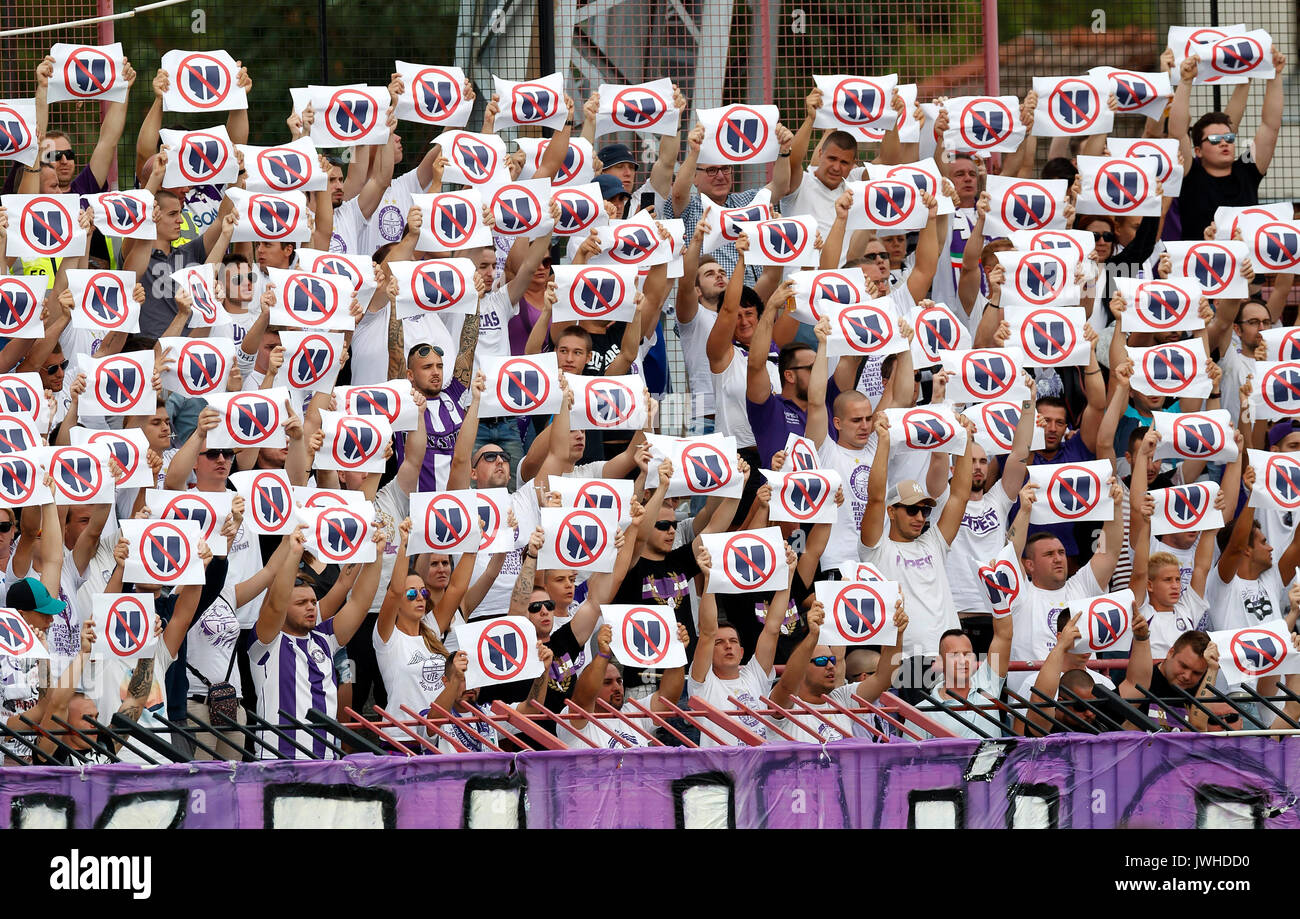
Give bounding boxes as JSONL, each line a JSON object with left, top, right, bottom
{"left": 1108, "top": 71, "right": 1161, "bottom": 112}
{"left": 175, "top": 52, "right": 232, "bottom": 109}
{"left": 510, "top": 81, "right": 560, "bottom": 125}
{"left": 93, "top": 355, "right": 147, "bottom": 412}
{"left": 720, "top": 532, "right": 778, "bottom": 590}
{"left": 959, "top": 350, "right": 1017, "bottom": 399}
{"left": 331, "top": 416, "right": 384, "bottom": 469}
{"left": 958, "top": 97, "right": 1014, "bottom": 150}
{"left": 568, "top": 267, "right": 627, "bottom": 320}
{"left": 831, "top": 77, "right": 888, "bottom": 126}
{"left": 1127, "top": 141, "right": 1174, "bottom": 182}
{"left": 1181, "top": 242, "right": 1236, "bottom": 296}
{"left": 1018, "top": 307, "right": 1078, "bottom": 366}
{"left": 0, "top": 375, "right": 41, "bottom": 424}
{"left": 837, "top": 303, "right": 895, "bottom": 354}
{"left": 424, "top": 493, "right": 473, "bottom": 551}
{"left": 315, "top": 507, "right": 368, "bottom": 563}
{"left": 490, "top": 183, "right": 543, "bottom": 235}
{"left": 1093, "top": 161, "right": 1150, "bottom": 214}
{"left": 20, "top": 197, "right": 74, "bottom": 256}
{"left": 777, "top": 471, "right": 832, "bottom": 521}
{"left": 979, "top": 400, "right": 1022, "bottom": 452}
{"left": 88, "top": 430, "right": 139, "bottom": 482}
{"left": 256, "top": 146, "right": 314, "bottom": 192}
{"left": 162, "top": 493, "right": 220, "bottom": 542}
{"left": 901, "top": 409, "right": 956, "bottom": 450}
{"left": 410, "top": 259, "right": 468, "bottom": 312}
{"left": 1001, "top": 181, "right": 1058, "bottom": 232}
{"left": 249, "top": 471, "right": 292, "bottom": 532}
{"left": 287, "top": 334, "right": 336, "bottom": 389}
{"left": 0, "top": 608, "right": 35, "bottom": 655}
{"left": 1209, "top": 36, "right": 1265, "bottom": 77}
{"left": 1012, "top": 252, "right": 1070, "bottom": 306}
{"left": 1265, "top": 454, "right": 1300, "bottom": 509}
{"left": 428, "top": 193, "right": 480, "bottom": 248}
{"left": 1230, "top": 628, "right": 1290, "bottom": 676}
{"left": 584, "top": 378, "right": 637, "bottom": 428}
{"left": 830, "top": 583, "right": 887, "bottom": 643}
{"left": 913, "top": 303, "right": 962, "bottom": 361}
{"left": 224, "top": 393, "right": 281, "bottom": 446}
{"left": 409, "top": 67, "right": 462, "bottom": 122}
{"left": 137, "top": 521, "right": 191, "bottom": 583}
{"left": 47, "top": 446, "right": 102, "bottom": 503}
{"left": 553, "top": 508, "right": 609, "bottom": 568}
{"left": 611, "top": 86, "right": 668, "bottom": 131}
{"left": 1253, "top": 222, "right": 1300, "bottom": 272}
{"left": 0, "top": 105, "right": 32, "bottom": 158}
{"left": 552, "top": 186, "right": 601, "bottom": 235}
{"left": 720, "top": 202, "right": 771, "bottom": 241}
{"left": 620, "top": 607, "right": 674, "bottom": 665}
{"left": 681, "top": 442, "right": 734, "bottom": 493}
{"left": 1045, "top": 78, "right": 1100, "bottom": 133}
{"left": 1261, "top": 362, "right": 1300, "bottom": 417}
{"left": 477, "top": 619, "right": 529, "bottom": 681}
{"left": 1169, "top": 413, "right": 1226, "bottom": 460}
{"left": 803, "top": 270, "right": 862, "bottom": 319}
{"left": 755, "top": 219, "right": 808, "bottom": 263}
{"left": 248, "top": 193, "right": 301, "bottom": 240}
{"left": 535, "top": 138, "right": 587, "bottom": 185}
{"left": 176, "top": 131, "right": 230, "bottom": 184}
{"left": 1084, "top": 597, "right": 1129, "bottom": 651}
{"left": 324, "top": 89, "right": 380, "bottom": 142}
{"left": 1046, "top": 463, "right": 1103, "bottom": 520}
{"left": 977, "top": 558, "right": 1020, "bottom": 614}
{"left": 1162, "top": 483, "right": 1212, "bottom": 530}
{"left": 0, "top": 454, "right": 36, "bottom": 505}
{"left": 712, "top": 105, "right": 770, "bottom": 163}
{"left": 103, "top": 595, "right": 151, "bottom": 657}
{"left": 347, "top": 385, "right": 404, "bottom": 426}
{"left": 61, "top": 46, "right": 116, "bottom": 99}
{"left": 0, "top": 279, "right": 40, "bottom": 336}
{"left": 451, "top": 133, "right": 500, "bottom": 185}
{"left": 1140, "top": 343, "right": 1197, "bottom": 395}
{"left": 284, "top": 273, "right": 340, "bottom": 326}
{"left": 863, "top": 180, "right": 917, "bottom": 228}
{"left": 80, "top": 271, "right": 130, "bottom": 329}
{"left": 311, "top": 254, "right": 363, "bottom": 292}
{"left": 1134, "top": 281, "right": 1193, "bottom": 330}
{"left": 495, "top": 358, "right": 551, "bottom": 413}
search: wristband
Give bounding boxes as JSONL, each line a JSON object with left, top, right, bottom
{"left": 1209, "top": 392, "right": 1221, "bottom": 399}
{"left": 778, "top": 151, "right": 791, "bottom": 158}
{"left": 597, "top": 650, "right": 612, "bottom": 660}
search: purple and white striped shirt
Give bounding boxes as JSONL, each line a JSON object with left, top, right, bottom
{"left": 250, "top": 618, "right": 341, "bottom": 760}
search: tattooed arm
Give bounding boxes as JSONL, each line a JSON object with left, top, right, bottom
{"left": 507, "top": 527, "right": 545, "bottom": 617}
{"left": 452, "top": 303, "right": 482, "bottom": 387}
{"left": 115, "top": 658, "right": 156, "bottom": 731}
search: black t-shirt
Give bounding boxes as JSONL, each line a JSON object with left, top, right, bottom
{"left": 613, "top": 543, "right": 702, "bottom": 688}
{"left": 477, "top": 619, "right": 586, "bottom": 714}
{"left": 1177, "top": 157, "right": 1264, "bottom": 243}
{"left": 582, "top": 322, "right": 633, "bottom": 461}
{"left": 716, "top": 569, "right": 815, "bottom": 665}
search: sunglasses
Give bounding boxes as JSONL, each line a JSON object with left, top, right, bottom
{"left": 0, "top": 522, "right": 13, "bottom": 534}
{"left": 1091, "top": 231, "right": 1117, "bottom": 243}
{"left": 527, "top": 599, "right": 556, "bottom": 613}
{"left": 653, "top": 519, "right": 677, "bottom": 531}
{"left": 895, "top": 504, "right": 930, "bottom": 517}
{"left": 864, "top": 252, "right": 889, "bottom": 261}
{"left": 475, "top": 450, "right": 508, "bottom": 465}
{"left": 229, "top": 273, "right": 255, "bottom": 284}
{"left": 410, "top": 343, "right": 444, "bottom": 358}
{"left": 810, "top": 655, "right": 837, "bottom": 667}
{"left": 294, "top": 577, "right": 315, "bottom": 588}
{"left": 43, "top": 149, "right": 75, "bottom": 163}
{"left": 1204, "top": 132, "right": 1236, "bottom": 146}
{"left": 45, "top": 359, "right": 69, "bottom": 374}
{"left": 202, "top": 448, "right": 235, "bottom": 460}
{"left": 405, "top": 587, "right": 431, "bottom": 601}
{"left": 702, "top": 165, "right": 732, "bottom": 177}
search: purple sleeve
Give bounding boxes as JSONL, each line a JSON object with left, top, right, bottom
{"left": 1061, "top": 435, "right": 1097, "bottom": 463}
{"left": 69, "top": 165, "right": 106, "bottom": 197}
{"left": 745, "top": 394, "right": 791, "bottom": 467}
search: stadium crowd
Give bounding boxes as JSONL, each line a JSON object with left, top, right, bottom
{"left": 1, "top": 29, "right": 1299, "bottom": 763}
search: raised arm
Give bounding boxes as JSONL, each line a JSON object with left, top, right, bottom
{"left": 706, "top": 241, "right": 746, "bottom": 372}
{"left": 858, "top": 414, "right": 891, "bottom": 548}
{"left": 855, "top": 599, "right": 909, "bottom": 702}
{"left": 689, "top": 546, "right": 718, "bottom": 684}
{"left": 804, "top": 318, "right": 832, "bottom": 446}
{"left": 1253, "top": 50, "right": 1287, "bottom": 174}
{"left": 1088, "top": 472, "right": 1125, "bottom": 587}
{"left": 936, "top": 416, "right": 977, "bottom": 544}
{"left": 771, "top": 601, "right": 823, "bottom": 709}
{"left": 256, "top": 527, "right": 304, "bottom": 644}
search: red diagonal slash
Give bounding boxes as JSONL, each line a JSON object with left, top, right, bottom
{"left": 502, "top": 368, "right": 540, "bottom": 407}
{"left": 1272, "top": 462, "right": 1300, "bottom": 499}
{"left": 253, "top": 481, "right": 287, "bottom": 522}
{"left": 108, "top": 604, "right": 145, "bottom": 648}
{"left": 358, "top": 391, "right": 392, "bottom": 418}
{"left": 1091, "top": 608, "right": 1120, "bottom": 641}
{"left": 1025, "top": 260, "right": 1059, "bottom": 294}
{"left": 791, "top": 476, "right": 821, "bottom": 512}
{"left": 0, "top": 616, "right": 25, "bottom": 644}
{"left": 182, "top": 63, "right": 221, "bottom": 98}
{"left": 558, "top": 198, "right": 586, "bottom": 226}
{"left": 1102, "top": 169, "right": 1141, "bottom": 207}
{"left": 431, "top": 505, "right": 466, "bottom": 542}
{"left": 591, "top": 386, "right": 626, "bottom": 422}
{"left": 1245, "top": 640, "right": 1282, "bottom": 668}
{"left": 580, "top": 276, "right": 614, "bottom": 312}
{"left": 561, "top": 519, "right": 597, "bottom": 560}
{"left": 182, "top": 139, "right": 219, "bottom": 175}
{"left": 325, "top": 515, "right": 360, "bottom": 553}
{"left": 916, "top": 313, "right": 952, "bottom": 350}
{"left": 969, "top": 109, "right": 1000, "bottom": 139}
{"left": 628, "top": 616, "right": 663, "bottom": 658}
{"left": 731, "top": 545, "right": 767, "bottom": 579}
{"left": 1153, "top": 350, "right": 1190, "bottom": 385}
{"left": 1027, "top": 317, "right": 1066, "bottom": 354}
{"left": 981, "top": 570, "right": 1015, "bottom": 596}
{"left": 0, "top": 120, "right": 23, "bottom": 153}
{"left": 0, "top": 286, "right": 21, "bottom": 321}
{"left": 1192, "top": 250, "right": 1227, "bottom": 287}
{"left": 1009, "top": 190, "right": 1047, "bottom": 227}
{"left": 434, "top": 203, "right": 469, "bottom": 237}
{"left": 1115, "top": 77, "right": 1140, "bottom": 105}
{"left": 1269, "top": 369, "right": 1300, "bottom": 400}
{"left": 267, "top": 154, "right": 306, "bottom": 183}
{"left": 101, "top": 367, "right": 134, "bottom": 402}
{"left": 686, "top": 452, "right": 720, "bottom": 486}
{"left": 1262, "top": 229, "right": 1297, "bottom": 261}
{"left": 234, "top": 401, "right": 273, "bottom": 438}
{"left": 455, "top": 140, "right": 489, "bottom": 175}
{"left": 767, "top": 223, "right": 799, "bottom": 254}
{"left": 846, "top": 313, "right": 882, "bottom": 346}
{"left": 872, "top": 186, "right": 903, "bottom": 217}
{"left": 721, "top": 116, "right": 760, "bottom": 154}
{"left": 334, "top": 97, "right": 369, "bottom": 133}
{"left": 616, "top": 231, "right": 654, "bottom": 257}
{"left": 0, "top": 431, "right": 20, "bottom": 452}
{"left": 145, "top": 531, "right": 182, "bottom": 573}
{"left": 91, "top": 282, "right": 125, "bottom": 322}
{"left": 1055, "top": 476, "right": 1090, "bottom": 508}
{"left": 1056, "top": 88, "right": 1089, "bottom": 121}
{"left": 27, "top": 209, "right": 68, "bottom": 246}
{"left": 185, "top": 352, "right": 218, "bottom": 389}
{"left": 290, "top": 278, "right": 328, "bottom": 315}
{"left": 415, "top": 267, "right": 456, "bottom": 304}
{"left": 256, "top": 201, "right": 289, "bottom": 232}
{"left": 482, "top": 631, "right": 522, "bottom": 670}
{"left": 416, "top": 76, "right": 451, "bottom": 115}
{"left": 968, "top": 356, "right": 1008, "bottom": 389}
{"left": 55, "top": 456, "right": 95, "bottom": 492}
{"left": 341, "top": 423, "right": 373, "bottom": 459}
{"left": 1179, "top": 423, "right": 1216, "bottom": 454}
{"left": 72, "top": 56, "right": 107, "bottom": 92}
{"left": 1172, "top": 487, "right": 1199, "bottom": 517}
{"left": 496, "top": 197, "right": 530, "bottom": 226}
{"left": 1146, "top": 289, "right": 1181, "bottom": 321}
{"left": 1218, "top": 43, "right": 1255, "bottom": 69}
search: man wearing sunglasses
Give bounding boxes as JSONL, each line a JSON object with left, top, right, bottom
{"left": 858, "top": 412, "right": 978, "bottom": 694}
{"left": 1170, "top": 49, "right": 1287, "bottom": 241}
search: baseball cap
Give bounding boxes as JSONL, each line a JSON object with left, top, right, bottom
{"left": 1269, "top": 420, "right": 1300, "bottom": 449}
{"left": 596, "top": 174, "right": 630, "bottom": 201}
{"left": 885, "top": 480, "right": 935, "bottom": 508}
{"left": 597, "top": 143, "right": 636, "bottom": 169}
{"left": 7, "top": 577, "right": 65, "bottom": 618}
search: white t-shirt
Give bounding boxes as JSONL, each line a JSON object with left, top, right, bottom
{"left": 817, "top": 435, "right": 875, "bottom": 569}
{"left": 475, "top": 289, "right": 516, "bottom": 370}
{"left": 363, "top": 168, "right": 424, "bottom": 253}
{"left": 563, "top": 701, "right": 652, "bottom": 750}
{"left": 1142, "top": 589, "right": 1210, "bottom": 659}
{"left": 687, "top": 656, "right": 775, "bottom": 747}
{"left": 373, "top": 625, "right": 448, "bottom": 740}
{"left": 1257, "top": 503, "right": 1299, "bottom": 567}
{"left": 780, "top": 169, "right": 844, "bottom": 257}
{"left": 769, "top": 683, "right": 886, "bottom": 743}
{"left": 1206, "top": 566, "right": 1286, "bottom": 633}
{"left": 348, "top": 304, "right": 395, "bottom": 387}
{"left": 185, "top": 586, "right": 242, "bottom": 697}
{"left": 330, "top": 197, "right": 369, "bottom": 255}
{"left": 914, "top": 660, "right": 1004, "bottom": 740}
{"left": 1008, "top": 557, "right": 1104, "bottom": 663}
{"left": 933, "top": 485, "right": 1014, "bottom": 615}
{"left": 712, "top": 347, "right": 758, "bottom": 449}
{"left": 369, "top": 479, "right": 411, "bottom": 616}
{"left": 467, "top": 482, "right": 541, "bottom": 619}
{"left": 677, "top": 306, "right": 717, "bottom": 416}
{"left": 859, "top": 527, "right": 960, "bottom": 656}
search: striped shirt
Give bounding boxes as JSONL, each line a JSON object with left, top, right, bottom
{"left": 249, "top": 619, "right": 341, "bottom": 760}
{"left": 663, "top": 187, "right": 761, "bottom": 283}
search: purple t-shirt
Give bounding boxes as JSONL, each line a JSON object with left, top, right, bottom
{"left": 70, "top": 164, "right": 106, "bottom": 197}
{"left": 392, "top": 379, "right": 468, "bottom": 492}
{"left": 746, "top": 393, "right": 807, "bottom": 467}
{"left": 508, "top": 297, "right": 546, "bottom": 356}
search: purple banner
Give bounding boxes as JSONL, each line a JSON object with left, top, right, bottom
{"left": 4, "top": 733, "right": 1298, "bottom": 828}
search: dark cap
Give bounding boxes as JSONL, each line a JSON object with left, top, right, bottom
{"left": 7, "top": 577, "right": 65, "bottom": 618}
{"left": 597, "top": 143, "right": 636, "bottom": 169}
{"left": 1269, "top": 420, "right": 1300, "bottom": 449}
{"left": 596, "top": 174, "right": 630, "bottom": 201}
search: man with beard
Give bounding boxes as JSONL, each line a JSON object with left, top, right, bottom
{"left": 676, "top": 219, "right": 730, "bottom": 435}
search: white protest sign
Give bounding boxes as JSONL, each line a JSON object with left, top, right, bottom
{"left": 1010, "top": 228, "right": 1096, "bottom": 265}
{"left": 784, "top": 433, "right": 821, "bottom": 471}
{"left": 334, "top": 381, "right": 419, "bottom": 432}
{"left": 1249, "top": 449, "right": 1300, "bottom": 514}
{"left": 984, "top": 176, "right": 1068, "bottom": 238}
{"left": 227, "top": 188, "right": 310, "bottom": 244}
{"left": 514, "top": 136, "right": 595, "bottom": 186}
{"left": 943, "top": 95, "right": 1025, "bottom": 154}
{"left": 121, "top": 518, "right": 206, "bottom": 586}
{"left": 814, "top": 579, "right": 901, "bottom": 645}
{"left": 492, "top": 72, "right": 568, "bottom": 131}
{"left": 549, "top": 182, "right": 607, "bottom": 236}
{"left": 567, "top": 375, "right": 647, "bottom": 432}
{"left": 1152, "top": 410, "right": 1237, "bottom": 463}
{"left": 47, "top": 43, "right": 127, "bottom": 104}
{"left": 1115, "top": 277, "right": 1204, "bottom": 333}
{"left": 1005, "top": 305, "right": 1091, "bottom": 368}
{"left": 1127, "top": 339, "right": 1212, "bottom": 400}
{"left": 478, "top": 353, "right": 562, "bottom": 419}
{"left": 826, "top": 298, "right": 910, "bottom": 361}
{"left": 204, "top": 388, "right": 289, "bottom": 450}
{"left": 276, "top": 330, "right": 345, "bottom": 394}
{"left": 86, "top": 189, "right": 154, "bottom": 240}
{"left": 298, "top": 248, "right": 377, "bottom": 305}
{"left": 239, "top": 137, "right": 326, "bottom": 194}
{"left": 431, "top": 129, "right": 510, "bottom": 190}
{"left": 315, "top": 410, "right": 392, "bottom": 474}
{"left": 412, "top": 190, "right": 493, "bottom": 251}
{"left": 910, "top": 301, "right": 971, "bottom": 365}
{"left": 486, "top": 179, "right": 554, "bottom": 239}
{"left": 0, "top": 414, "right": 40, "bottom": 455}
{"left": 551, "top": 264, "right": 639, "bottom": 324}
{"left": 1162, "top": 239, "right": 1248, "bottom": 299}
{"left": 884, "top": 405, "right": 968, "bottom": 455}
{"left": 1075, "top": 155, "right": 1161, "bottom": 217}
{"left": 701, "top": 526, "right": 790, "bottom": 595}
{"left": 409, "top": 490, "right": 481, "bottom": 554}
{"left": 32, "top": 444, "right": 114, "bottom": 505}
{"left": 1088, "top": 67, "right": 1172, "bottom": 120}
{"left": 967, "top": 400, "right": 1044, "bottom": 457}
{"left": 601, "top": 605, "right": 687, "bottom": 669}
{"left": 230, "top": 468, "right": 295, "bottom": 535}
{"left": 1068, "top": 589, "right": 1135, "bottom": 655}
{"left": 91, "top": 593, "right": 158, "bottom": 662}
{"left": 454, "top": 616, "right": 545, "bottom": 689}
{"left": 591, "top": 214, "right": 671, "bottom": 269}
{"left": 390, "top": 258, "right": 478, "bottom": 318}
{"left": 1209, "top": 619, "right": 1300, "bottom": 686}
{"left": 699, "top": 191, "right": 773, "bottom": 255}
{"left": 70, "top": 427, "right": 152, "bottom": 488}
{"left": 788, "top": 267, "right": 867, "bottom": 325}
{"left": 1031, "top": 75, "right": 1113, "bottom": 137}
{"left": 1149, "top": 482, "right": 1223, "bottom": 537}
{"left": 296, "top": 504, "right": 377, "bottom": 564}
{"left": 0, "top": 99, "right": 37, "bottom": 166}
{"left": 309, "top": 85, "right": 390, "bottom": 146}
{"left": 536, "top": 506, "right": 619, "bottom": 574}
{"left": 1026, "top": 459, "right": 1115, "bottom": 524}
{"left": 1238, "top": 217, "right": 1300, "bottom": 276}
{"left": 595, "top": 78, "right": 680, "bottom": 137}
{"left": 396, "top": 62, "right": 473, "bottom": 127}
{"left": 844, "top": 179, "right": 929, "bottom": 233}
{"left": 170, "top": 263, "right": 224, "bottom": 328}
{"left": 1108, "top": 137, "right": 1183, "bottom": 197}
{"left": 161, "top": 49, "right": 246, "bottom": 112}
{"left": 0, "top": 274, "right": 48, "bottom": 339}
{"left": 865, "top": 158, "right": 953, "bottom": 215}
{"left": 813, "top": 73, "right": 898, "bottom": 139}
{"left": 0, "top": 608, "right": 49, "bottom": 660}
{"left": 977, "top": 543, "right": 1022, "bottom": 618}
{"left": 1194, "top": 30, "right": 1275, "bottom": 83}
{"left": 148, "top": 488, "right": 233, "bottom": 556}
{"left": 762, "top": 468, "right": 841, "bottom": 524}
{"left": 644, "top": 432, "right": 744, "bottom": 499}
{"left": 67, "top": 269, "right": 139, "bottom": 334}
{"left": 696, "top": 104, "right": 781, "bottom": 166}
{"left": 2, "top": 194, "right": 85, "bottom": 260}
{"left": 471, "top": 487, "right": 519, "bottom": 555}
{"left": 77, "top": 351, "right": 155, "bottom": 418}
{"left": 0, "top": 453, "right": 51, "bottom": 509}
{"left": 939, "top": 349, "right": 1031, "bottom": 404}
{"left": 267, "top": 268, "right": 354, "bottom": 331}
{"left": 160, "top": 126, "right": 239, "bottom": 187}
{"left": 995, "top": 250, "right": 1082, "bottom": 309}
{"left": 1214, "top": 203, "right": 1292, "bottom": 241}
